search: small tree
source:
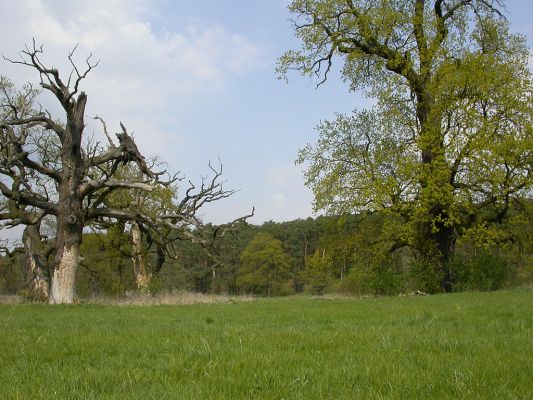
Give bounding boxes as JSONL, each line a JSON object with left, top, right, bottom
{"left": 237, "top": 233, "right": 293, "bottom": 296}
{"left": 302, "top": 248, "right": 333, "bottom": 294}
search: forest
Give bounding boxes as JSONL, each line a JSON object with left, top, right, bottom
{"left": 1, "top": 210, "right": 532, "bottom": 299}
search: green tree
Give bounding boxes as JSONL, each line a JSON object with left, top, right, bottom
{"left": 237, "top": 233, "right": 293, "bottom": 296}
{"left": 279, "top": 0, "right": 532, "bottom": 291}
{"left": 77, "top": 231, "right": 136, "bottom": 297}
{"left": 302, "top": 248, "right": 334, "bottom": 294}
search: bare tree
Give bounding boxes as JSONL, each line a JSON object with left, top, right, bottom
{"left": 0, "top": 43, "right": 252, "bottom": 303}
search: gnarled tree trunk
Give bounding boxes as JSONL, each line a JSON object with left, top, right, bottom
{"left": 49, "top": 92, "right": 87, "bottom": 304}
{"left": 22, "top": 223, "right": 49, "bottom": 301}
{"left": 131, "top": 220, "right": 151, "bottom": 294}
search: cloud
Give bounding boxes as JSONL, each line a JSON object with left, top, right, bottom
{"left": 266, "top": 163, "right": 302, "bottom": 187}
{"left": 259, "top": 164, "right": 313, "bottom": 221}
{"left": 272, "top": 192, "right": 285, "bottom": 208}
{"left": 0, "top": 0, "right": 260, "bottom": 90}
{"left": 0, "top": 0, "right": 261, "bottom": 162}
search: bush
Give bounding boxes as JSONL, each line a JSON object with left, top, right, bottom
{"left": 335, "top": 255, "right": 403, "bottom": 296}
{"left": 451, "top": 251, "right": 512, "bottom": 291}
{"left": 368, "top": 259, "right": 404, "bottom": 295}
{"left": 407, "top": 258, "right": 443, "bottom": 294}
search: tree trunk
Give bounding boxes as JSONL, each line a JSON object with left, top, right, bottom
{"left": 435, "top": 225, "right": 456, "bottom": 292}
{"left": 416, "top": 90, "right": 456, "bottom": 292}
{"left": 22, "top": 223, "right": 49, "bottom": 301}
{"left": 49, "top": 92, "right": 87, "bottom": 304}
{"left": 49, "top": 242, "right": 80, "bottom": 303}
{"left": 50, "top": 181, "right": 84, "bottom": 304}
{"left": 131, "top": 220, "right": 151, "bottom": 294}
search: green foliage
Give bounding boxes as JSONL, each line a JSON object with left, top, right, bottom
{"left": 282, "top": 0, "right": 533, "bottom": 289}
{"left": 407, "top": 258, "right": 444, "bottom": 294}
{"left": 367, "top": 257, "right": 404, "bottom": 295}
{"left": 3, "top": 211, "right": 529, "bottom": 298}
{"left": 302, "top": 249, "right": 333, "bottom": 294}
{"left": 237, "top": 233, "right": 294, "bottom": 296}
{"left": 77, "top": 232, "right": 136, "bottom": 297}
{"left": 103, "top": 163, "right": 177, "bottom": 219}
{"left": 451, "top": 251, "right": 512, "bottom": 292}
{"left": 0, "top": 255, "right": 24, "bottom": 295}
{"left": 339, "top": 252, "right": 404, "bottom": 296}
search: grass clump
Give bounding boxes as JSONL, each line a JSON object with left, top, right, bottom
{"left": 83, "top": 290, "right": 255, "bottom": 306}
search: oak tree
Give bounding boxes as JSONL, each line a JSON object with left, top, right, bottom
{"left": 279, "top": 0, "right": 532, "bottom": 290}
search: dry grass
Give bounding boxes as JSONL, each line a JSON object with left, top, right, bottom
{"left": 0, "top": 294, "right": 25, "bottom": 304}
{"left": 83, "top": 290, "right": 256, "bottom": 306}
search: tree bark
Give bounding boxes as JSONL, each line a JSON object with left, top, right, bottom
{"left": 49, "top": 242, "right": 80, "bottom": 303}
{"left": 49, "top": 93, "right": 87, "bottom": 304}
{"left": 22, "top": 223, "right": 49, "bottom": 301}
{"left": 131, "top": 220, "right": 151, "bottom": 294}
{"left": 416, "top": 92, "right": 456, "bottom": 291}
{"left": 49, "top": 176, "right": 84, "bottom": 304}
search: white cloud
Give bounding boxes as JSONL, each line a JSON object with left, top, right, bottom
{"left": 272, "top": 192, "right": 285, "bottom": 208}
{"left": 260, "top": 163, "right": 313, "bottom": 221}
{"left": 266, "top": 163, "right": 302, "bottom": 187}
{"left": 0, "top": 0, "right": 261, "bottom": 162}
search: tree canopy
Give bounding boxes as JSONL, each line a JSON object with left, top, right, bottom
{"left": 237, "top": 233, "right": 293, "bottom": 296}
{"left": 280, "top": 0, "right": 532, "bottom": 290}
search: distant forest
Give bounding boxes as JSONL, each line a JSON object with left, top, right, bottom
{"left": 2, "top": 211, "right": 531, "bottom": 299}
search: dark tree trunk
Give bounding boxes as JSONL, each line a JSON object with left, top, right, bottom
{"left": 435, "top": 224, "right": 456, "bottom": 292}
{"left": 416, "top": 90, "right": 456, "bottom": 292}
{"left": 49, "top": 93, "right": 87, "bottom": 304}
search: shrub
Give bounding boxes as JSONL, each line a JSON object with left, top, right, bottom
{"left": 451, "top": 251, "right": 512, "bottom": 291}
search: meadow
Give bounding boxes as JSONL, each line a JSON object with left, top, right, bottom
{"left": 0, "top": 289, "right": 532, "bottom": 399}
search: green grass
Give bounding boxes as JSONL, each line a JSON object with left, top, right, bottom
{"left": 1, "top": 290, "right": 532, "bottom": 399}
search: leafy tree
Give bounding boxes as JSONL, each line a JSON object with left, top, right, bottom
{"left": 302, "top": 248, "right": 334, "bottom": 293}
{"left": 237, "top": 233, "right": 293, "bottom": 296}
{"left": 279, "top": 0, "right": 532, "bottom": 290}
{"left": 262, "top": 218, "right": 320, "bottom": 276}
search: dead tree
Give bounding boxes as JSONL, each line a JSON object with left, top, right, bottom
{"left": 93, "top": 161, "right": 254, "bottom": 294}
{"left": 0, "top": 186, "right": 52, "bottom": 299}
{"left": 0, "top": 43, "right": 252, "bottom": 303}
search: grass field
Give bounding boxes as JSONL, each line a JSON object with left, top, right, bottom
{"left": 0, "top": 289, "right": 532, "bottom": 399}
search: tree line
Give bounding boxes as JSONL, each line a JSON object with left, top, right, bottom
{"left": 2, "top": 211, "right": 531, "bottom": 298}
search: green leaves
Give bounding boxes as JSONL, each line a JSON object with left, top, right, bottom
{"left": 237, "top": 233, "right": 293, "bottom": 296}
{"left": 284, "top": 0, "right": 532, "bottom": 284}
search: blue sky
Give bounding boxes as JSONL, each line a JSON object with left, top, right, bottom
{"left": 1, "top": 0, "right": 532, "bottom": 228}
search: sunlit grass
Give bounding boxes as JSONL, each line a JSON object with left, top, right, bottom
{"left": 1, "top": 289, "right": 532, "bottom": 399}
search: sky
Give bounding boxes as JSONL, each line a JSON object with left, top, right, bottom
{"left": 0, "top": 0, "right": 532, "bottom": 231}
